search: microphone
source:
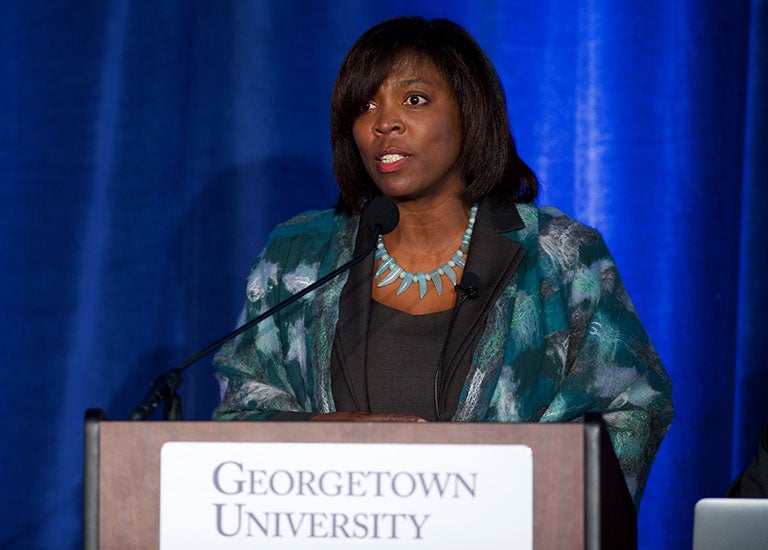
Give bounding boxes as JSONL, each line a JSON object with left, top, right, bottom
{"left": 362, "top": 195, "right": 399, "bottom": 234}
{"left": 455, "top": 271, "right": 479, "bottom": 300}
{"left": 129, "top": 197, "right": 399, "bottom": 420}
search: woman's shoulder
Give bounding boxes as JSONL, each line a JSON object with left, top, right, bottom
{"left": 510, "top": 203, "right": 612, "bottom": 276}
{"left": 269, "top": 208, "right": 344, "bottom": 240}
{"left": 511, "top": 203, "right": 603, "bottom": 246}
{"left": 536, "top": 205, "right": 599, "bottom": 236}
{"left": 259, "top": 207, "right": 358, "bottom": 254}
{"left": 245, "top": 208, "right": 355, "bottom": 303}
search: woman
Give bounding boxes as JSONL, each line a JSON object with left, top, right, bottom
{"left": 213, "top": 17, "right": 673, "bottom": 507}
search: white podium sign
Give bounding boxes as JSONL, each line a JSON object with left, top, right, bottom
{"left": 160, "top": 442, "right": 532, "bottom": 549}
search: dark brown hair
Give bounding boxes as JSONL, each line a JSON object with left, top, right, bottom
{"left": 331, "top": 16, "right": 538, "bottom": 212}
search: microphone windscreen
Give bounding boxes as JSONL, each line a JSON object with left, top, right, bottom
{"left": 363, "top": 197, "right": 399, "bottom": 235}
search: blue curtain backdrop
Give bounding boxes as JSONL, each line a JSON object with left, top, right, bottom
{"left": 1, "top": 1, "right": 765, "bottom": 548}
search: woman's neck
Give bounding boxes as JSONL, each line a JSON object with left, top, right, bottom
{"left": 371, "top": 195, "right": 473, "bottom": 315}
{"left": 383, "top": 196, "right": 470, "bottom": 262}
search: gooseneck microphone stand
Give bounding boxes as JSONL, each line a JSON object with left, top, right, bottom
{"left": 129, "top": 197, "right": 399, "bottom": 420}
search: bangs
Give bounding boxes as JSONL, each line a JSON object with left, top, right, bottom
{"left": 336, "top": 48, "right": 436, "bottom": 128}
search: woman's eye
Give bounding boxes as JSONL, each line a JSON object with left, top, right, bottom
{"left": 361, "top": 101, "right": 375, "bottom": 112}
{"left": 406, "top": 95, "right": 427, "bottom": 106}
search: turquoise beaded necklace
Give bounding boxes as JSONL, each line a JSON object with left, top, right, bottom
{"left": 374, "top": 204, "right": 478, "bottom": 299}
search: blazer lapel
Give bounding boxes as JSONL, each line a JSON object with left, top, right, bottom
{"left": 440, "top": 198, "right": 527, "bottom": 419}
{"left": 331, "top": 218, "right": 374, "bottom": 411}
{"left": 330, "top": 199, "right": 530, "bottom": 419}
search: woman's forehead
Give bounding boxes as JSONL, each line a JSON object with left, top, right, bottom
{"left": 377, "top": 55, "right": 447, "bottom": 87}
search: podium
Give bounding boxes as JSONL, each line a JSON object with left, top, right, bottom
{"left": 83, "top": 410, "right": 636, "bottom": 549}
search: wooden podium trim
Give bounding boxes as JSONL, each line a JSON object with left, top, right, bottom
{"left": 84, "top": 411, "right": 635, "bottom": 549}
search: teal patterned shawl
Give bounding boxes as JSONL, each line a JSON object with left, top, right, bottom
{"left": 213, "top": 201, "right": 674, "bottom": 507}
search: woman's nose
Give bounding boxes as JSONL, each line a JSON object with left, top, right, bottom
{"left": 374, "top": 104, "right": 404, "bottom": 134}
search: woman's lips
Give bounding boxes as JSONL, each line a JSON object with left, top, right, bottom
{"left": 375, "top": 151, "right": 410, "bottom": 173}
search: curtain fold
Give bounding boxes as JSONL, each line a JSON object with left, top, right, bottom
{"left": 733, "top": 0, "right": 768, "bottom": 473}
{"left": 0, "top": 2, "right": 763, "bottom": 548}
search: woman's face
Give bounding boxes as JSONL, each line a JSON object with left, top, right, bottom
{"left": 352, "top": 58, "right": 463, "bottom": 205}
